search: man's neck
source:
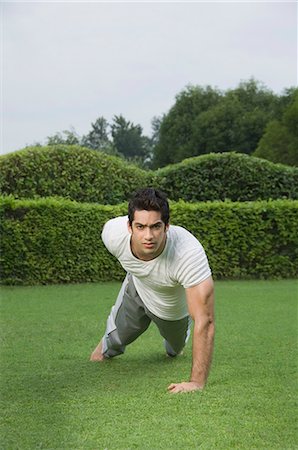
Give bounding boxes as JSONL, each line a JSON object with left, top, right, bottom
{"left": 130, "top": 237, "right": 167, "bottom": 261}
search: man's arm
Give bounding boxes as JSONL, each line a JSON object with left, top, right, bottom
{"left": 168, "top": 276, "right": 215, "bottom": 394}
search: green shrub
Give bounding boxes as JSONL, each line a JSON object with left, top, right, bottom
{"left": 170, "top": 200, "right": 298, "bottom": 279}
{"left": 1, "top": 147, "right": 297, "bottom": 204}
{"left": 1, "top": 195, "right": 297, "bottom": 285}
{"left": 0, "top": 145, "right": 152, "bottom": 204}
{"left": 154, "top": 152, "right": 298, "bottom": 201}
{"left": 0, "top": 196, "right": 127, "bottom": 285}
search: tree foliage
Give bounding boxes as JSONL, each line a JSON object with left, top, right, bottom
{"left": 46, "top": 128, "right": 81, "bottom": 146}
{"left": 110, "top": 115, "right": 151, "bottom": 166}
{"left": 45, "top": 115, "right": 151, "bottom": 164}
{"left": 81, "top": 117, "right": 116, "bottom": 154}
{"left": 152, "top": 85, "right": 222, "bottom": 167}
{"left": 253, "top": 90, "right": 298, "bottom": 166}
{"left": 152, "top": 79, "right": 281, "bottom": 168}
{"left": 150, "top": 115, "right": 163, "bottom": 148}
{"left": 29, "top": 79, "right": 296, "bottom": 169}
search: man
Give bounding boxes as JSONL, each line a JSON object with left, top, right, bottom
{"left": 90, "top": 188, "right": 215, "bottom": 394}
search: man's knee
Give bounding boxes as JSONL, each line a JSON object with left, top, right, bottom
{"left": 103, "top": 330, "right": 126, "bottom": 358}
{"left": 164, "top": 339, "right": 185, "bottom": 356}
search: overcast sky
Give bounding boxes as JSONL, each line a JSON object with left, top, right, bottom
{"left": 1, "top": 1, "right": 297, "bottom": 155}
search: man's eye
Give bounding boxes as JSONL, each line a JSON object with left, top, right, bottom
{"left": 153, "top": 224, "right": 162, "bottom": 229}
{"left": 136, "top": 225, "right": 144, "bottom": 230}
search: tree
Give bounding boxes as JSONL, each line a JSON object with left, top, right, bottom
{"left": 224, "top": 79, "right": 278, "bottom": 153}
{"left": 81, "top": 117, "right": 115, "bottom": 153}
{"left": 111, "top": 115, "right": 150, "bottom": 161}
{"left": 271, "top": 86, "right": 298, "bottom": 119}
{"left": 152, "top": 79, "right": 279, "bottom": 168}
{"left": 46, "top": 127, "right": 81, "bottom": 146}
{"left": 150, "top": 115, "right": 163, "bottom": 148}
{"left": 253, "top": 91, "right": 298, "bottom": 166}
{"left": 152, "top": 85, "right": 222, "bottom": 167}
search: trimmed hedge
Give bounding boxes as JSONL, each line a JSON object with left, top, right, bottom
{"left": 154, "top": 152, "right": 298, "bottom": 201}
{"left": 0, "top": 196, "right": 127, "bottom": 285}
{"left": 1, "top": 195, "right": 297, "bottom": 285}
{"left": 170, "top": 200, "right": 298, "bottom": 279}
{"left": 1, "top": 147, "right": 297, "bottom": 204}
{"left": 0, "top": 145, "right": 151, "bottom": 204}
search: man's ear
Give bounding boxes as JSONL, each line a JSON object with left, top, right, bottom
{"left": 127, "top": 221, "right": 132, "bottom": 234}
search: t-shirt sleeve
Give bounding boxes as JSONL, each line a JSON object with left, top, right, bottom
{"left": 101, "top": 216, "right": 128, "bottom": 258}
{"left": 174, "top": 234, "right": 212, "bottom": 288}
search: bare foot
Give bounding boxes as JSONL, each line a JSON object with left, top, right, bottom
{"left": 90, "top": 340, "right": 105, "bottom": 361}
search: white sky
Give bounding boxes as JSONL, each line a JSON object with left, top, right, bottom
{"left": 1, "top": 1, "right": 297, "bottom": 155}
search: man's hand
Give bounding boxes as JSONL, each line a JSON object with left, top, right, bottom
{"left": 167, "top": 381, "right": 203, "bottom": 394}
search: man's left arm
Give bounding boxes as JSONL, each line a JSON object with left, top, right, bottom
{"left": 168, "top": 276, "right": 215, "bottom": 394}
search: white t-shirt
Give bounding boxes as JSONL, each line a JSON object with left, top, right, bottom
{"left": 102, "top": 216, "right": 211, "bottom": 320}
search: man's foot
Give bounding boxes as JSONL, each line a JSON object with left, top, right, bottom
{"left": 90, "top": 340, "right": 105, "bottom": 361}
{"left": 166, "top": 350, "right": 184, "bottom": 358}
{"left": 164, "top": 339, "right": 184, "bottom": 357}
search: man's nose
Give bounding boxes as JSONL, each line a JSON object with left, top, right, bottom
{"left": 144, "top": 227, "right": 153, "bottom": 240}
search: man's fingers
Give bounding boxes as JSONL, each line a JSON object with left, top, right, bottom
{"left": 168, "top": 385, "right": 184, "bottom": 394}
{"left": 168, "top": 383, "right": 184, "bottom": 394}
{"left": 167, "top": 383, "right": 184, "bottom": 393}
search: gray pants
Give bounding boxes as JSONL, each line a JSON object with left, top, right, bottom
{"left": 102, "top": 274, "right": 191, "bottom": 358}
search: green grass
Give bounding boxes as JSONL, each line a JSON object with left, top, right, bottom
{"left": 1, "top": 280, "right": 297, "bottom": 449}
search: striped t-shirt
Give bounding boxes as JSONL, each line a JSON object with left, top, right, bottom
{"left": 102, "top": 216, "right": 211, "bottom": 320}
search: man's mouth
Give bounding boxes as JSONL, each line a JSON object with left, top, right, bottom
{"left": 143, "top": 243, "right": 155, "bottom": 249}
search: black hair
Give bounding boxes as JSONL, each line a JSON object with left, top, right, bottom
{"left": 128, "top": 188, "right": 170, "bottom": 226}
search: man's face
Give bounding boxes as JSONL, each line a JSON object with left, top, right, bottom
{"left": 128, "top": 210, "right": 169, "bottom": 261}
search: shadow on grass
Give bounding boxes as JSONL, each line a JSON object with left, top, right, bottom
{"left": 63, "top": 350, "right": 189, "bottom": 392}
{"left": 4, "top": 352, "right": 186, "bottom": 434}
{"left": 5, "top": 348, "right": 190, "bottom": 406}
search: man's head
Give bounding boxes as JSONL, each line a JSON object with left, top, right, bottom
{"left": 127, "top": 188, "right": 170, "bottom": 261}
{"left": 128, "top": 188, "right": 170, "bottom": 226}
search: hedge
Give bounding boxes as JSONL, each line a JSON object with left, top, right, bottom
{"left": 154, "top": 152, "right": 298, "bottom": 202}
{"left": 170, "top": 200, "right": 298, "bottom": 279}
{"left": 1, "top": 195, "right": 297, "bottom": 285}
{"left": 0, "top": 145, "right": 151, "bottom": 204}
{"left": 1, "top": 147, "right": 297, "bottom": 204}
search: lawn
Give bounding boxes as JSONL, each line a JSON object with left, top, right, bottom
{"left": 1, "top": 280, "right": 297, "bottom": 449}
